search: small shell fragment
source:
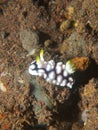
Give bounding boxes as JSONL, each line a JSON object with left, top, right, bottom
{"left": 0, "top": 80, "right": 7, "bottom": 92}
{"left": 60, "top": 20, "right": 72, "bottom": 32}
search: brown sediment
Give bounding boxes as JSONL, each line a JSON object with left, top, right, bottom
{"left": 80, "top": 79, "right": 98, "bottom": 129}
{"left": 0, "top": 0, "right": 98, "bottom": 129}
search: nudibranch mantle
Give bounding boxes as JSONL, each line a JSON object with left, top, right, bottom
{"left": 29, "top": 49, "right": 76, "bottom": 89}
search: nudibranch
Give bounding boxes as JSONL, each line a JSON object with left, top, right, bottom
{"left": 28, "top": 49, "right": 78, "bottom": 89}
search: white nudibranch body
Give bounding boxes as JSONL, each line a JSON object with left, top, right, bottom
{"left": 29, "top": 49, "right": 75, "bottom": 89}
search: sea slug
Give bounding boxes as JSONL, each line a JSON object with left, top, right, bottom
{"left": 28, "top": 49, "right": 77, "bottom": 89}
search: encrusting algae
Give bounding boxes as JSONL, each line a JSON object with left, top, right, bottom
{"left": 69, "top": 57, "right": 90, "bottom": 71}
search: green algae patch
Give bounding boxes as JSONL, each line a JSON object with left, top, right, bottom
{"left": 31, "top": 78, "right": 53, "bottom": 109}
